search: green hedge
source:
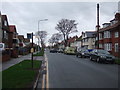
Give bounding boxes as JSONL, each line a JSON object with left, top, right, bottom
{"left": 115, "top": 59, "right": 120, "bottom": 64}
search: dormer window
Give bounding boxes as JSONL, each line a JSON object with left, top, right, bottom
{"left": 102, "top": 23, "right": 110, "bottom": 28}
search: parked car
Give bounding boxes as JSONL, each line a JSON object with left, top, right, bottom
{"left": 89, "top": 49, "right": 115, "bottom": 63}
{"left": 57, "top": 48, "right": 64, "bottom": 53}
{"left": 50, "top": 48, "right": 58, "bottom": 53}
{"left": 0, "top": 43, "right": 5, "bottom": 51}
{"left": 76, "top": 49, "right": 91, "bottom": 58}
{"left": 64, "top": 47, "right": 76, "bottom": 55}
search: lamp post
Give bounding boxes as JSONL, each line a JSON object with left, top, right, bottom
{"left": 37, "top": 19, "right": 48, "bottom": 51}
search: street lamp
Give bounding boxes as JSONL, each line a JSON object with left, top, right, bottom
{"left": 37, "top": 19, "right": 48, "bottom": 51}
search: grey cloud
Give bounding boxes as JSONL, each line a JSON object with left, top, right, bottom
{"left": 1, "top": 2, "right": 118, "bottom": 44}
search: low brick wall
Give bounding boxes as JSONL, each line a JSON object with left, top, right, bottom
{"left": 2, "top": 50, "right": 11, "bottom": 62}
{"left": 2, "top": 54, "right": 10, "bottom": 62}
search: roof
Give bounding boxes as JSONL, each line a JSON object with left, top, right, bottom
{"left": 99, "top": 13, "right": 120, "bottom": 32}
{"left": 67, "top": 36, "right": 78, "bottom": 43}
{"left": 18, "top": 35, "right": 24, "bottom": 40}
{"left": 9, "top": 25, "right": 17, "bottom": 33}
{"left": 76, "top": 36, "right": 82, "bottom": 41}
{"left": 85, "top": 31, "right": 96, "bottom": 38}
{"left": 99, "top": 22, "right": 120, "bottom": 32}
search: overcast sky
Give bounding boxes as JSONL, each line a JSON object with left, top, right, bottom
{"left": 1, "top": 1, "right": 119, "bottom": 45}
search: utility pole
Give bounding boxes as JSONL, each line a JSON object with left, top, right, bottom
{"left": 97, "top": 3, "right": 100, "bottom": 49}
{"left": 31, "top": 32, "right": 33, "bottom": 68}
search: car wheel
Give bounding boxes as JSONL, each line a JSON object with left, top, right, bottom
{"left": 97, "top": 57, "right": 100, "bottom": 63}
{"left": 90, "top": 56, "right": 92, "bottom": 61}
{"left": 76, "top": 54, "right": 78, "bottom": 57}
{"left": 80, "top": 55, "right": 82, "bottom": 58}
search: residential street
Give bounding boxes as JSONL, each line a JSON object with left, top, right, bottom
{"left": 46, "top": 51, "right": 118, "bottom": 88}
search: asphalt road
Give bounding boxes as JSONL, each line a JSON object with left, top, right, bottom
{"left": 46, "top": 51, "right": 118, "bottom": 88}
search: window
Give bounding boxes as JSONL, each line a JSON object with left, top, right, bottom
{"left": 4, "top": 20, "right": 7, "bottom": 26}
{"left": 115, "top": 32, "right": 119, "bottom": 38}
{"left": 99, "top": 33, "right": 103, "bottom": 40}
{"left": 104, "top": 31, "right": 111, "bottom": 38}
{"left": 3, "top": 30, "right": 8, "bottom": 39}
{"left": 85, "top": 38, "right": 88, "bottom": 42}
{"left": 99, "top": 44, "right": 103, "bottom": 48}
{"left": 0, "top": 17, "right": 1, "bottom": 23}
{"left": 115, "top": 43, "right": 119, "bottom": 52}
{"left": 104, "top": 43, "right": 112, "bottom": 51}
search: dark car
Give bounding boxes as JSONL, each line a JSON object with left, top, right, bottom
{"left": 57, "top": 49, "right": 64, "bottom": 53}
{"left": 89, "top": 49, "right": 115, "bottom": 63}
{"left": 76, "top": 49, "right": 91, "bottom": 58}
{"left": 50, "top": 48, "right": 58, "bottom": 53}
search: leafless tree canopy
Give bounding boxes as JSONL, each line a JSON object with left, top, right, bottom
{"left": 55, "top": 19, "right": 78, "bottom": 46}
{"left": 49, "top": 33, "right": 62, "bottom": 46}
{"left": 35, "top": 31, "right": 47, "bottom": 48}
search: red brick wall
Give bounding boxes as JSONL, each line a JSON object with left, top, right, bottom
{"left": 2, "top": 54, "right": 10, "bottom": 62}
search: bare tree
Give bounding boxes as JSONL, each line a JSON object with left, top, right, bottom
{"left": 48, "top": 33, "right": 62, "bottom": 46}
{"left": 55, "top": 19, "right": 78, "bottom": 47}
{"left": 35, "top": 31, "right": 47, "bottom": 48}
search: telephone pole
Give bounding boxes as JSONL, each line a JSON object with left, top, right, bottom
{"left": 97, "top": 3, "right": 100, "bottom": 49}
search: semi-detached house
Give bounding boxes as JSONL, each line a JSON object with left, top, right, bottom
{"left": 98, "top": 13, "right": 120, "bottom": 58}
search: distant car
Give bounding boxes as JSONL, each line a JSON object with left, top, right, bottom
{"left": 64, "top": 47, "right": 76, "bottom": 55}
{"left": 76, "top": 49, "right": 91, "bottom": 58}
{"left": 50, "top": 48, "right": 58, "bottom": 53}
{"left": 89, "top": 49, "right": 115, "bottom": 64}
{"left": 57, "top": 49, "right": 64, "bottom": 53}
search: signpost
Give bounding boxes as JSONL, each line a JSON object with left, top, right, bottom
{"left": 31, "top": 32, "right": 33, "bottom": 68}
{"left": 27, "top": 33, "right": 34, "bottom": 68}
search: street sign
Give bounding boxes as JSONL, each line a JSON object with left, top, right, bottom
{"left": 31, "top": 48, "right": 34, "bottom": 53}
{"left": 27, "top": 33, "right": 32, "bottom": 39}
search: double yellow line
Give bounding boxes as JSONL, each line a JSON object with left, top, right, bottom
{"left": 42, "top": 54, "right": 49, "bottom": 90}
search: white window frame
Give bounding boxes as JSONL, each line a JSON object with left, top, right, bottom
{"left": 114, "top": 32, "right": 119, "bottom": 38}
{"left": 99, "top": 44, "right": 103, "bottom": 48}
{"left": 104, "top": 43, "right": 112, "bottom": 51}
{"left": 104, "top": 31, "right": 111, "bottom": 38}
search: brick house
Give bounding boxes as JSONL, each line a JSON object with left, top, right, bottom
{"left": 1, "top": 15, "right": 9, "bottom": 48}
{"left": 8, "top": 25, "right": 18, "bottom": 48}
{"left": 67, "top": 36, "right": 78, "bottom": 47}
{"left": 8, "top": 25, "right": 18, "bottom": 58}
{"left": 98, "top": 13, "right": 120, "bottom": 58}
{"left": 1, "top": 14, "right": 11, "bottom": 62}
{"left": 17, "top": 35, "right": 25, "bottom": 47}
{"left": 0, "top": 12, "right": 2, "bottom": 43}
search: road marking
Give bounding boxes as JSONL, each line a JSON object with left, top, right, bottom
{"left": 45, "top": 54, "right": 49, "bottom": 89}
{"left": 42, "top": 75, "right": 46, "bottom": 89}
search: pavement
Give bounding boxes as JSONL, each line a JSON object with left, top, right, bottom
{"left": 1, "top": 52, "right": 44, "bottom": 71}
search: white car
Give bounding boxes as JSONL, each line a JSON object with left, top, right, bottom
{"left": 0, "top": 43, "right": 5, "bottom": 51}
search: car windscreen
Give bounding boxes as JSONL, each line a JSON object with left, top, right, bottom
{"left": 98, "top": 50, "right": 110, "bottom": 54}
{"left": 0, "top": 44, "right": 3, "bottom": 48}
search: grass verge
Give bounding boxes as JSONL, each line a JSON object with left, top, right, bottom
{"left": 2, "top": 60, "right": 42, "bottom": 88}
{"left": 115, "top": 59, "right": 120, "bottom": 64}
{"left": 33, "top": 50, "right": 44, "bottom": 56}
